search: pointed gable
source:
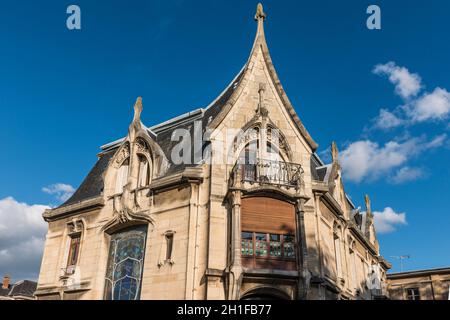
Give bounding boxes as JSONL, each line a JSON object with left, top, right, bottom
{"left": 207, "top": 3, "right": 318, "bottom": 151}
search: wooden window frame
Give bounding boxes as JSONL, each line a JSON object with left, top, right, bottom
{"left": 241, "top": 231, "right": 296, "bottom": 261}
{"left": 406, "top": 287, "right": 421, "bottom": 300}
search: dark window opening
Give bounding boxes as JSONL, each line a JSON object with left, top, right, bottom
{"left": 406, "top": 288, "right": 420, "bottom": 300}
{"left": 67, "top": 234, "right": 81, "bottom": 267}
{"left": 165, "top": 233, "right": 174, "bottom": 261}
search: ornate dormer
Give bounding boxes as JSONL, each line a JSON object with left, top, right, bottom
{"left": 327, "top": 142, "right": 347, "bottom": 208}
{"left": 103, "top": 98, "right": 170, "bottom": 232}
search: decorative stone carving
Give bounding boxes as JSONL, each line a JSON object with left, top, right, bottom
{"left": 266, "top": 124, "right": 292, "bottom": 160}
{"left": 255, "top": 83, "right": 269, "bottom": 118}
{"left": 101, "top": 195, "right": 154, "bottom": 233}
{"left": 331, "top": 141, "right": 339, "bottom": 164}
{"left": 67, "top": 219, "right": 83, "bottom": 235}
{"left": 238, "top": 127, "right": 258, "bottom": 153}
{"left": 135, "top": 138, "right": 149, "bottom": 155}
{"left": 114, "top": 144, "right": 130, "bottom": 168}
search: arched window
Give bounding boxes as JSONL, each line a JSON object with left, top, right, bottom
{"left": 266, "top": 142, "right": 285, "bottom": 162}
{"left": 115, "top": 159, "right": 129, "bottom": 194}
{"left": 103, "top": 225, "right": 148, "bottom": 300}
{"left": 137, "top": 155, "right": 150, "bottom": 188}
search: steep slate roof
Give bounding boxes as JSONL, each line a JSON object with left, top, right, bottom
{"left": 57, "top": 68, "right": 245, "bottom": 210}
{"left": 8, "top": 280, "right": 37, "bottom": 298}
{"left": 60, "top": 150, "right": 115, "bottom": 207}
{"left": 0, "top": 280, "right": 37, "bottom": 298}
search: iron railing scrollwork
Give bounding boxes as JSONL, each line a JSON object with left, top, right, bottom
{"left": 234, "top": 159, "right": 303, "bottom": 189}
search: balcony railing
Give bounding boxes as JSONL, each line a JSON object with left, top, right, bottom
{"left": 233, "top": 159, "right": 303, "bottom": 189}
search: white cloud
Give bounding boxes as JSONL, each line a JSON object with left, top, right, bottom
{"left": 0, "top": 197, "right": 49, "bottom": 281}
{"left": 42, "top": 183, "right": 75, "bottom": 202}
{"left": 373, "top": 108, "right": 404, "bottom": 130}
{"left": 373, "top": 207, "right": 407, "bottom": 234}
{"left": 372, "top": 63, "right": 450, "bottom": 129}
{"left": 339, "top": 134, "right": 446, "bottom": 183}
{"left": 391, "top": 166, "right": 425, "bottom": 184}
{"left": 373, "top": 62, "right": 422, "bottom": 99}
{"left": 405, "top": 87, "right": 450, "bottom": 122}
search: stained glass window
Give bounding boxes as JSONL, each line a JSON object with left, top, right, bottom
{"left": 104, "top": 225, "right": 147, "bottom": 300}
{"left": 283, "top": 234, "right": 295, "bottom": 259}
{"left": 255, "top": 233, "right": 268, "bottom": 256}
{"left": 241, "top": 232, "right": 254, "bottom": 256}
{"left": 269, "top": 234, "right": 281, "bottom": 257}
{"left": 241, "top": 232, "right": 296, "bottom": 259}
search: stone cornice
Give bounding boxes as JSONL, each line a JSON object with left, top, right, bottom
{"left": 43, "top": 196, "right": 104, "bottom": 222}
{"left": 321, "top": 192, "right": 345, "bottom": 217}
{"left": 387, "top": 267, "right": 450, "bottom": 279}
{"left": 311, "top": 180, "right": 329, "bottom": 193}
{"left": 150, "top": 166, "right": 204, "bottom": 193}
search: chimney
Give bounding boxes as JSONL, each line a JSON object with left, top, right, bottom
{"left": 2, "top": 275, "right": 10, "bottom": 289}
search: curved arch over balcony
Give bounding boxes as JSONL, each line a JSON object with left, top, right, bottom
{"left": 230, "top": 156, "right": 304, "bottom": 193}
{"left": 240, "top": 286, "right": 292, "bottom": 300}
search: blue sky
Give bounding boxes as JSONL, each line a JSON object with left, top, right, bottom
{"left": 0, "top": 0, "right": 449, "bottom": 280}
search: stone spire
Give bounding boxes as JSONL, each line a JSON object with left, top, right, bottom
{"left": 253, "top": 3, "right": 267, "bottom": 40}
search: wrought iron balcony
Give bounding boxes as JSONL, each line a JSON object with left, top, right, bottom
{"left": 233, "top": 159, "right": 303, "bottom": 189}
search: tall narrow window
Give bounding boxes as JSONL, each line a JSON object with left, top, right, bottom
{"left": 67, "top": 234, "right": 81, "bottom": 268}
{"left": 138, "top": 155, "right": 150, "bottom": 188}
{"left": 283, "top": 234, "right": 295, "bottom": 259}
{"left": 115, "top": 159, "right": 129, "bottom": 194}
{"left": 269, "top": 234, "right": 281, "bottom": 257}
{"left": 104, "top": 225, "right": 147, "bottom": 300}
{"left": 349, "top": 246, "right": 357, "bottom": 290}
{"left": 165, "top": 233, "right": 174, "bottom": 261}
{"left": 334, "top": 235, "right": 343, "bottom": 279}
{"left": 255, "top": 233, "right": 268, "bottom": 257}
{"left": 241, "top": 232, "right": 253, "bottom": 256}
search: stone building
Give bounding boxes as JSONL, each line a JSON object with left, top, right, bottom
{"left": 35, "top": 4, "right": 390, "bottom": 300}
{"left": 388, "top": 267, "right": 450, "bottom": 300}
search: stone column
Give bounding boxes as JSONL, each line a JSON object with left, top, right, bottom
{"left": 228, "top": 190, "right": 243, "bottom": 300}
{"left": 313, "top": 191, "right": 326, "bottom": 299}
{"left": 295, "top": 196, "right": 310, "bottom": 299}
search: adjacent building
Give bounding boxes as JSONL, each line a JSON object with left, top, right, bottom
{"left": 0, "top": 275, "right": 37, "bottom": 300}
{"left": 388, "top": 267, "right": 450, "bottom": 300}
{"left": 35, "top": 3, "right": 390, "bottom": 300}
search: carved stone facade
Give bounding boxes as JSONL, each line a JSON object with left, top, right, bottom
{"left": 35, "top": 4, "right": 390, "bottom": 300}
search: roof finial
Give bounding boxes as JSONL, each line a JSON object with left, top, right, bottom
{"left": 133, "top": 96, "right": 143, "bottom": 123}
{"left": 254, "top": 3, "right": 266, "bottom": 22}
{"left": 364, "top": 194, "right": 372, "bottom": 215}
{"left": 331, "top": 141, "right": 339, "bottom": 163}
